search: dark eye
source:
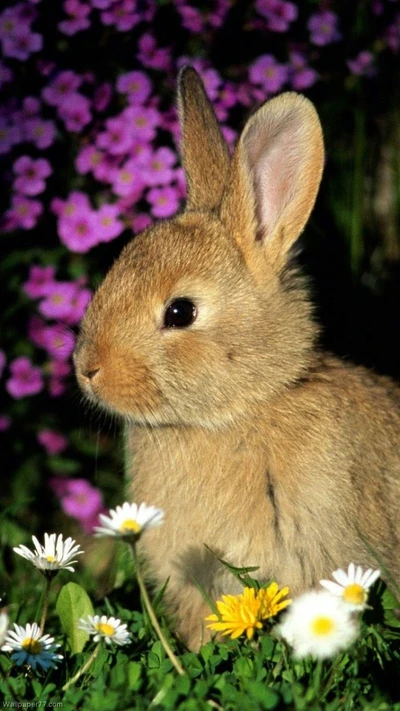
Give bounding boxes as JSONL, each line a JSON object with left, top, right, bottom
{"left": 164, "top": 299, "right": 197, "bottom": 329}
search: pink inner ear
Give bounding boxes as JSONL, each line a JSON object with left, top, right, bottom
{"left": 243, "top": 114, "right": 307, "bottom": 243}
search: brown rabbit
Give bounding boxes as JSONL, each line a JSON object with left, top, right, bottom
{"left": 75, "top": 67, "right": 400, "bottom": 651}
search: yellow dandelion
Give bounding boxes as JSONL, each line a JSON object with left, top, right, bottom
{"left": 205, "top": 583, "right": 291, "bottom": 640}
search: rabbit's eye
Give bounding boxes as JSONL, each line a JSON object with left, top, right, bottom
{"left": 164, "top": 299, "right": 197, "bottom": 329}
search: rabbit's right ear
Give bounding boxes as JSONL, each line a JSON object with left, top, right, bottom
{"left": 178, "top": 67, "right": 230, "bottom": 211}
{"left": 220, "top": 92, "right": 324, "bottom": 276}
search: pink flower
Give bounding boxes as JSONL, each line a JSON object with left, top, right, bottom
{"left": 51, "top": 477, "right": 105, "bottom": 532}
{"left": 39, "top": 281, "right": 92, "bottom": 324}
{"left": 95, "top": 204, "right": 124, "bottom": 242}
{"left": 178, "top": 5, "right": 204, "bottom": 33}
{"left": 289, "top": 50, "right": 318, "bottom": 90}
{"left": 0, "top": 119, "right": 22, "bottom": 155}
{"left": 24, "top": 117, "right": 56, "bottom": 149}
{"left": 137, "top": 32, "right": 171, "bottom": 71}
{"left": 57, "top": 93, "right": 92, "bottom": 132}
{"left": 255, "top": 0, "right": 297, "bottom": 32}
{"left": 42, "top": 70, "right": 82, "bottom": 107}
{"left": 13, "top": 155, "right": 52, "bottom": 196}
{"left": 58, "top": 0, "right": 91, "bottom": 35}
{"left": 347, "top": 50, "right": 376, "bottom": 77}
{"left": 2, "top": 28, "right": 42, "bottom": 61}
{"left": 51, "top": 190, "right": 91, "bottom": 217}
{"left": 147, "top": 185, "right": 181, "bottom": 218}
{"left": 42, "top": 324, "right": 76, "bottom": 361}
{"left": 101, "top": 0, "right": 140, "bottom": 31}
{"left": 75, "top": 145, "right": 104, "bottom": 175}
{"left": 140, "top": 147, "right": 177, "bottom": 187}
{"left": 93, "top": 82, "right": 112, "bottom": 111}
{"left": 122, "top": 105, "right": 159, "bottom": 142}
{"left": 116, "top": 70, "right": 152, "bottom": 104}
{"left": 249, "top": 54, "right": 288, "bottom": 93}
{"left": 5, "top": 195, "right": 42, "bottom": 230}
{"left": 97, "top": 115, "right": 135, "bottom": 155}
{"left": 58, "top": 205, "right": 99, "bottom": 252}
{"left": 23, "top": 265, "right": 56, "bottom": 299}
{"left": 6, "top": 356, "right": 44, "bottom": 399}
{"left": 307, "top": 10, "right": 341, "bottom": 47}
{"left": 37, "top": 429, "right": 68, "bottom": 455}
{"left": 28, "top": 315, "right": 48, "bottom": 348}
{"left": 111, "top": 158, "right": 146, "bottom": 198}
{"left": 48, "top": 360, "right": 71, "bottom": 396}
{"left": 132, "top": 212, "right": 152, "bottom": 232}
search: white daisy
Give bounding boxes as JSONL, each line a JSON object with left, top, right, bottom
{"left": 0, "top": 611, "right": 9, "bottom": 647}
{"left": 320, "top": 563, "right": 380, "bottom": 610}
{"left": 93, "top": 501, "right": 164, "bottom": 538}
{"left": 78, "top": 615, "right": 131, "bottom": 646}
{"left": 277, "top": 590, "right": 359, "bottom": 659}
{"left": 1, "top": 622, "right": 63, "bottom": 671}
{"left": 13, "top": 533, "right": 84, "bottom": 573}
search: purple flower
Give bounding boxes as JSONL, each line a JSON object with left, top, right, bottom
{"left": 39, "top": 281, "right": 92, "bottom": 324}
{"left": 42, "top": 70, "right": 82, "bottom": 107}
{"left": 347, "top": 50, "right": 376, "bottom": 77}
{"left": 255, "top": 0, "right": 298, "bottom": 32}
{"left": 58, "top": 0, "right": 91, "bottom": 35}
{"left": 111, "top": 158, "right": 145, "bottom": 199}
{"left": 2, "top": 28, "right": 43, "bottom": 61}
{"left": 48, "top": 360, "right": 71, "bottom": 397}
{"left": 28, "top": 315, "right": 48, "bottom": 348}
{"left": 97, "top": 115, "right": 134, "bottom": 156}
{"left": 385, "top": 14, "right": 400, "bottom": 53}
{"left": 0, "top": 119, "right": 22, "bottom": 155}
{"left": 5, "top": 195, "right": 43, "bottom": 230}
{"left": 13, "top": 155, "right": 52, "bottom": 196}
{"left": 95, "top": 204, "right": 124, "bottom": 242}
{"left": 147, "top": 185, "right": 181, "bottom": 218}
{"left": 122, "top": 105, "right": 159, "bottom": 142}
{"left": 308, "top": 10, "right": 341, "bottom": 47}
{"left": 140, "top": 147, "right": 177, "bottom": 187}
{"left": 58, "top": 205, "right": 99, "bottom": 252}
{"left": 37, "top": 429, "right": 68, "bottom": 455}
{"left": 42, "top": 324, "right": 76, "bottom": 361}
{"left": 289, "top": 50, "right": 318, "bottom": 90}
{"left": 6, "top": 357, "right": 44, "bottom": 399}
{"left": 24, "top": 117, "right": 56, "bottom": 149}
{"left": 57, "top": 93, "right": 92, "bottom": 132}
{"left": 116, "top": 70, "right": 152, "bottom": 104}
{"left": 101, "top": 0, "right": 139, "bottom": 31}
{"left": 178, "top": 5, "right": 204, "bottom": 33}
{"left": 93, "top": 82, "right": 112, "bottom": 112}
{"left": 51, "top": 477, "right": 105, "bottom": 532}
{"left": 137, "top": 33, "right": 171, "bottom": 71}
{"left": 249, "top": 54, "right": 288, "bottom": 93}
{"left": 132, "top": 213, "right": 152, "bottom": 232}
{"left": 23, "top": 265, "right": 56, "bottom": 299}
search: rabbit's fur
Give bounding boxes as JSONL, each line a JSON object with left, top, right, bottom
{"left": 75, "top": 68, "right": 400, "bottom": 650}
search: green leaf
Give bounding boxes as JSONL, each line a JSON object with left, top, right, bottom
{"left": 56, "top": 582, "right": 94, "bottom": 653}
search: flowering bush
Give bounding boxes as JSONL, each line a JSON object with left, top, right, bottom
{"left": 1, "top": 3, "right": 400, "bottom": 704}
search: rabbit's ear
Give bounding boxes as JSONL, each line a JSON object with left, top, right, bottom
{"left": 178, "top": 67, "right": 230, "bottom": 211}
{"left": 220, "top": 93, "right": 324, "bottom": 273}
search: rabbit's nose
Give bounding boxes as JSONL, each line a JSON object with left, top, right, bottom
{"left": 83, "top": 367, "right": 100, "bottom": 380}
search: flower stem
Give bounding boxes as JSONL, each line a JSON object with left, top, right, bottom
{"left": 39, "top": 574, "right": 54, "bottom": 633}
{"left": 62, "top": 643, "right": 100, "bottom": 691}
{"left": 132, "top": 544, "right": 185, "bottom": 675}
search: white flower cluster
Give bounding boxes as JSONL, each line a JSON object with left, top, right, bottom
{"left": 278, "top": 563, "right": 381, "bottom": 659}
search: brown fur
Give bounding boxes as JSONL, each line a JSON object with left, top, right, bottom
{"left": 74, "top": 68, "right": 400, "bottom": 650}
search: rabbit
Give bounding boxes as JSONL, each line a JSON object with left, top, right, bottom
{"left": 74, "top": 67, "right": 400, "bottom": 651}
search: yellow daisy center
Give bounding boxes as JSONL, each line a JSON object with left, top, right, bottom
{"left": 46, "top": 555, "right": 56, "bottom": 563}
{"left": 311, "top": 616, "right": 335, "bottom": 637}
{"left": 96, "top": 622, "right": 115, "bottom": 637}
{"left": 343, "top": 583, "right": 366, "bottom": 605}
{"left": 22, "top": 637, "right": 42, "bottom": 654}
{"left": 119, "top": 518, "right": 141, "bottom": 534}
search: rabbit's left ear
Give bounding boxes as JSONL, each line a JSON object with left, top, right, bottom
{"left": 178, "top": 66, "right": 230, "bottom": 211}
{"left": 220, "top": 92, "right": 324, "bottom": 273}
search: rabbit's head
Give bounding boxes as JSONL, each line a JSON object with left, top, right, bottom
{"left": 75, "top": 68, "right": 324, "bottom": 428}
